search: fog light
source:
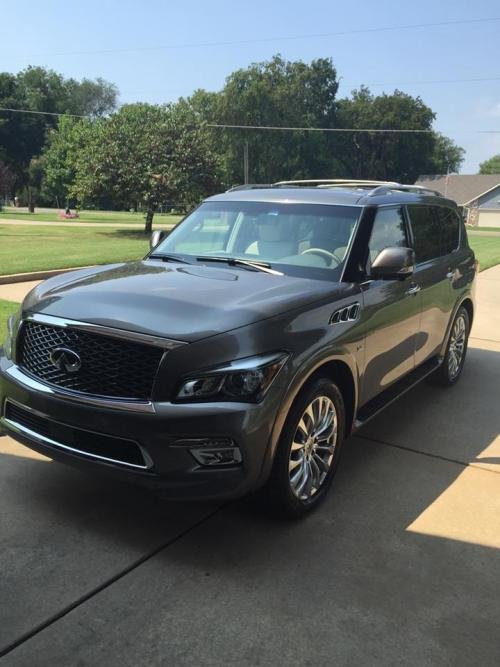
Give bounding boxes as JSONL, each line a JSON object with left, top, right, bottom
{"left": 190, "top": 440, "right": 242, "bottom": 467}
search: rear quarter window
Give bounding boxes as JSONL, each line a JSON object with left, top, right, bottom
{"left": 407, "top": 205, "right": 441, "bottom": 263}
{"left": 435, "top": 206, "right": 461, "bottom": 254}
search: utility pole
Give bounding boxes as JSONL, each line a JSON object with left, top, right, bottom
{"left": 243, "top": 141, "right": 249, "bottom": 184}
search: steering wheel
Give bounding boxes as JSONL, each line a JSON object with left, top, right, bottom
{"left": 300, "top": 247, "right": 341, "bottom": 268}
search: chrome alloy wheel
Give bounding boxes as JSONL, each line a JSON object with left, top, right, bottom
{"left": 289, "top": 396, "right": 337, "bottom": 500}
{"left": 448, "top": 314, "right": 467, "bottom": 379}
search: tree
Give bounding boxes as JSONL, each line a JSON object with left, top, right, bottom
{"left": 188, "top": 57, "right": 463, "bottom": 185}
{"left": 40, "top": 116, "right": 93, "bottom": 207}
{"left": 479, "top": 154, "right": 500, "bottom": 174}
{"left": 188, "top": 55, "right": 340, "bottom": 185}
{"left": 428, "top": 133, "right": 465, "bottom": 174}
{"left": 0, "top": 66, "right": 118, "bottom": 191}
{"left": 70, "top": 102, "right": 221, "bottom": 232}
{"left": 333, "top": 87, "right": 464, "bottom": 182}
{"left": 0, "top": 160, "right": 16, "bottom": 206}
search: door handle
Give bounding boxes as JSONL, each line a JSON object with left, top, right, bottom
{"left": 405, "top": 284, "right": 421, "bottom": 296}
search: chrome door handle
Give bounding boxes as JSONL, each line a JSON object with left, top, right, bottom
{"left": 406, "top": 284, "right": 421, "bottom": 296}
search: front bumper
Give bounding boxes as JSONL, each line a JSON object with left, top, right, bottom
{"left": 0, "top": 353, "right": 283, "bottom": 500}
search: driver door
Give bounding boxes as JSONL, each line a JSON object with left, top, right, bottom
{"left": 359, "top": 206, "right": 421, "bottom": 406}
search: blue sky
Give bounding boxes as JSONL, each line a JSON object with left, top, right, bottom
{"left": 1, "top": 0, "right": 499, "bottom": 172}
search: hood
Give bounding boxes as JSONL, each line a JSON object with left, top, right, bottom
{"left": 22, "top": 260, "right": 349, "bottom": 342}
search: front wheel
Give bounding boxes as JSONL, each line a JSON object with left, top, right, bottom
{"left": 431, "top": 306, "right": 470, "bottom": 386}
{"left": 265, "top": 377, "right": 345, "bottom": 518}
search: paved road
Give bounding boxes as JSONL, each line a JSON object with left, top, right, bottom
{"left": 0, "top": 268, "right": 499, "bottom": 665}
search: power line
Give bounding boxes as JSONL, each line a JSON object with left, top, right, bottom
{"left": 0, "top": 108, "right": 434, "bottom": 132}
{"left": 0, "top": 107, "right": 496, "bottom": 135}
{"left": 340, "top": 76, "right": 500, "bottom": 87}
{"left": 118, "top": 75, "right": 500, "bottom": 99}
{"left": 3, "top": 17, "right": 499, "bottom": 59}
{"left": 0, "top": 107, "right": 87, "bottom": 118}
{"left": 207, "top": 124, "right": 433, "bottom": 134}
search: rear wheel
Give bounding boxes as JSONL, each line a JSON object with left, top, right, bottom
{"left": 266, "top": 377, "right": 345, "bottom": 518}
{"left": 431, "top": 306, "right": 470, "bottom": 386}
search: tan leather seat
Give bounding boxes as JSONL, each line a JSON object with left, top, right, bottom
{"left": 246, "top": 216, "right": 297, "bottom": 259}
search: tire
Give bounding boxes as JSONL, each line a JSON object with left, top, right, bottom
{"left": 430, "top": 306, "right": 470, "bottom": 386}
{"left": 265, "top": 376, "right": 345, "bottom": 518}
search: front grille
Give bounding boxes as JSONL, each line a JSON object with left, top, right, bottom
{"left": 18, "top": 321, "right": 164, "bottom": 400}
{"left": 4, "top": 401, "right": 148, "bottom": 468}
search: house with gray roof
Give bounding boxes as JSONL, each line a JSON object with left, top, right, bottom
{"left": 415, "top": 174, "right": 500, "bottom": 228}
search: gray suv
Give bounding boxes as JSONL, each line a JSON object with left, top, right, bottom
{"left": 0, "top": 180, "right": 476, "bottom": 516}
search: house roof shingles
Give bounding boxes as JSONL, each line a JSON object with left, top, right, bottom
{"left": 415, "top": 174, "right": 500, "bottom": 205}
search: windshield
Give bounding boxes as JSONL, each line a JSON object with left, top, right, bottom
{"left": 153, "top": 201, "right": 361, "bottom": 279}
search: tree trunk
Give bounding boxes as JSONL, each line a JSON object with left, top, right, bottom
{"left": 144, "top": 208, "right": 155, "bottom": 234}
{"left": 27, "top": 186, "right": 35, "bottom": 213}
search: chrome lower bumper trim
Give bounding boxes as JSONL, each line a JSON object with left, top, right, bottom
{"left": 0, "top": 414, "right": 150, "bottom": 471}
{"left": 4, "top": 365, "right": 155, "bottom": 414}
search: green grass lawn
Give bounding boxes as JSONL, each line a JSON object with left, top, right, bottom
{"left": 0, "top": 225, "right": 152, "bottom": 275}
{"left": 0, "top": 299, "right": 19, "bottom": 344}
{"left": 468, "top": 235, "right": 500, "bottom": 271}
{"left": 0, "top": 208, "right": 182, "bottom": 226}
{"left": 468, "top": 226, "right": 500, "bottom": 233}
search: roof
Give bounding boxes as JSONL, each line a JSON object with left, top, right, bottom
{"left": 416, "top": 174, "right": 500, "bottom": 205}
{"left": 207, "top": 187, "right": 365, "bottom": 206}
{"left": 206, "top": 184, "right": 456, "bottom": 208}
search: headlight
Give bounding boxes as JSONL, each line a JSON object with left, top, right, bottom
{"left": 176, "top": 352, "right": 288, "bottom": 403}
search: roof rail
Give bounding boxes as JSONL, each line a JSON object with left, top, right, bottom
{"left": 273, "top": 179, "right": 395, "bottom": 188}
{"left": 367, "top": 183, "right": 442, "bottom": 198}
{"left": 226, "top": 183, "right": 273, "bottom": 192}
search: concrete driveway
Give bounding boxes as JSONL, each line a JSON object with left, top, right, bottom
{"left": 1, "top": 268, "right": 499, "bottom": 665}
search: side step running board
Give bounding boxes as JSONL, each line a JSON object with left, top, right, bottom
{"left": 354, "top": 356, "right": 442, "bottom": 429}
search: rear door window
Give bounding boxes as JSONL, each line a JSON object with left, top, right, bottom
{"left": 435, "top": 206, "right": 460, "bottom": 255}
{"left": 407, "top": 205, "right": 441, "bottom": 263}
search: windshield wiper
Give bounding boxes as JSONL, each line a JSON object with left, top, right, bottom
{"left": 196, "top": 256, "right": 283, "bottom": 275}
{"left": 148, "top": 253, "right": 193, "bottom": 264}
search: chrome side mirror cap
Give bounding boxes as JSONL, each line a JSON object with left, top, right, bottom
{"left": 150, "top": 230, "right": 166, "bottom": 250}
{"left": 370, "top": 247, "right": 415, "bottom": 280}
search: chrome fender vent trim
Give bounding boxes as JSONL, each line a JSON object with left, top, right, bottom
{"left": 329, "top": 303, "right": 360, "bottom": 325}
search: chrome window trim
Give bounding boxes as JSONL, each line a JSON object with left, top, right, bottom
{"left": 0, "top": 404, "right": 151, "bottom": 471}
{"left": 24, "top": 313, "right": 186, "bottom": 350}
{"left": 4, "top": 365, "right": 156, "bottom": 413}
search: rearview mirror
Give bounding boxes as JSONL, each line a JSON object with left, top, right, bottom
{"left": 370, "top": 247, "right": 415, "bottom": 281}
{"left": 150, "top": 230, "right": 166, "bottom": 250}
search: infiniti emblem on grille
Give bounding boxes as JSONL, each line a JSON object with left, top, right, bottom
{"left": 49, "top": 347, "right": 82, "bottom": 373}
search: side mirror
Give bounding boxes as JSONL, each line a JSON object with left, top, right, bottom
{"left": 370, "top": 247, "right": 415, "bottom": 280}
{"left": 150, "top": 230, "right": 166, "bottom": 250}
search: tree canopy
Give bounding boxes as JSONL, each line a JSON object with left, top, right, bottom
{"left": 479, "top": 154, "right": 500, "bottom": 174}
{"left": 187, "top": 57, "right": 464, "bottom": 185}
{"left": 69, "top": 102, "right": 221, "bottom": 231}
{"left": 188, "top": 55, "right": 340, "bottom": 184}
{"left": 0, "top": 58, "right": 467, "bottom": 217}
{"left": 0, "top": 66, "right": 117, "bottom": 187}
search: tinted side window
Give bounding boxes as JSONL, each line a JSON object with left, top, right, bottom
{"left": 367, "top": 207, "right": 407, "bottom": 269}
{"left": 435, "top": 206, "right": 460, "bottom": 254}
{"left": 408, "top": 206, "right": 440, "bottom": 263}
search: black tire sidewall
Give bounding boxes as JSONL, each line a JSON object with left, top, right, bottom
{"left": 269, "top": 376, "right": 345, "bottom": 517}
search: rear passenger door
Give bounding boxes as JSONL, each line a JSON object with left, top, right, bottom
{"left": 407, "top": 205, "right": 460, "bottom": 366}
